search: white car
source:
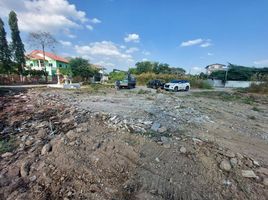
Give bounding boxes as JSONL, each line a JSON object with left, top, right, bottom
{"left": 164, "top": 80, "right": 190, "bottom": 92}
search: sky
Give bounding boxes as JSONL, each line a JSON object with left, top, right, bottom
{"left": 0, "top": 0, "right": 268, "bottom": 73}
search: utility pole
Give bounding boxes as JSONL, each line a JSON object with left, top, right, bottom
{"left": 224, "top": 66, "right": 228, "bottom": 87}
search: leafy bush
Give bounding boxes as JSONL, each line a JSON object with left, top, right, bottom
{"left": 189, "top": 79, "right": 213, "bottom": 89}
{"left": 108, "top": 71, "right": 126, "bottom": 82}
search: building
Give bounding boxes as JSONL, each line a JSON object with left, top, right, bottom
{"left": 92, "top": 64, "right": 108, "bottom": 82}
{"left": 26, "top": 50, "right": 69, "bottom": 76}
{"left": 205, "top": 63, "right": 226, "bottom": 75}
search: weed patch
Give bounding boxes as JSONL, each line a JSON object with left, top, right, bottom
{"left": 0, "top": 137, "right": 16, "bottom": 154}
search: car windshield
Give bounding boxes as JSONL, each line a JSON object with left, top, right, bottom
{"left": 170, "top": 80, "right": 180, "bottom": 83}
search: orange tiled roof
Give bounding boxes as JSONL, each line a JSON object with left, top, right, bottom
{"left": 28, "top": 50, "right": 69, "bottom": 63}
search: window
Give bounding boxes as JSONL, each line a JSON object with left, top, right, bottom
{"left": 59, "top": 64, "right": 62, "bottom": 67}
{"left": 49, "top": 63, "right": 53, "bottom": 67}
{"left": 30, "top": 63, "right": 33, "bottom": 67}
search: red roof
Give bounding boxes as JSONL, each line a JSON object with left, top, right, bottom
{"left": 27, "top": 50, "right": 69, "bottom": 63}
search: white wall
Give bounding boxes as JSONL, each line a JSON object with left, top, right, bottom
{"left": 207, "top": 79, "right": 262, "bottom": 88}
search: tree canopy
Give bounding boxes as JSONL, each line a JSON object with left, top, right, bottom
{"left": 69, "top": 57, "right": 98, "bottom": 80}
{"left": 0, "top": 18, "right": 12, "bottom": 74}
{"left": 210, "top": 63, "right": 268, "bottom": 81}
{"left": 134, "top": 61, "right": 185, "bottom": 75}
{"left": 8, "top": 11, "right": 25, "bottom": 74}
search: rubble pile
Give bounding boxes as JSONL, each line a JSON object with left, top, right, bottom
{"left": 0, "top": 88, "right": 267, "bottom": 199}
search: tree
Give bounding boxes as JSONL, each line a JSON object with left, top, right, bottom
{"left": 69, "top": 57, "right": 97, "bottom": 81}
{"left": 8, "top": 11, "right": 25, "bottom": 75}
{"left": 135, "top": 61, "right": 153, "bottom": 74}
{"left": 0, "top": 18, "right": 12, "bottom": 74}
{"left": 28, "top": 31, "right": 57, "bottom": 82}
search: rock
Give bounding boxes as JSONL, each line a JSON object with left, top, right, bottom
{"left": 163, "top": 143, "right": 171, "bottom": 149}
{"left": 36, "top": 128, "right": 47, "bottom": 139}
{"left": 252, "top": 160, "right": 260, "bottom": 167}
{"left": 41, "top": 143, "right": 52, "bottom": 155}
{"left": 21, "top": 135, "right": 28, "bottom": 142}
{"left": 150, "top": 122, "right": 161, "bottom": 132}
{"left": 220, "top": 159, "right": 232, "bottom": 171}
{"left": 241, "top": 170, "right": 258, "bottom": 178}
{"left": 180, "top": 146, "right": 187, "bottom": 153}
{"left": 1, "top": 152, "right": 13, "bottom": 158}
{"left": 62, "top": 117, "right": 73, "bottom": 124}
{"left": 66, "top": 130, "right": 76, "bottom": 140}
{"left": 236, "top": 153, "right": 243, "bottom": 160}
{"left": 192, "top": 138, "right": 203, "bottom": 145}
{"left": 25, "top": 139, "right": 34, "bottom": 146}
{"left": 158, "top": 126, "right": 167, "bottom": 133}
{"left": 263, "top": 178, "right": 268, "bottom": 186}
{"left": 244, "top": 159, "right": 253, "bottom": 168}
{"left": 8, "top": 166, "right": 20, "bottom": 177}
{"left": 30, "top": 175, "right": 37, "bottom": 182}
{"left": 20, "top": 161, "right": 31, "bottom": 177}
{"left": 155, "top": 157, "right": 160, "bottom": 162}
{"left": 224, "top": 150, "right": 235, "bottom": 158}
{"left": 230, "top": 158, "right": 238, "bottom": 167}
{"left": 89, "top": 184, "right": 100, "bottom": 193}
{"left": 160, "top": 136, "right": 169, "bottom": 143}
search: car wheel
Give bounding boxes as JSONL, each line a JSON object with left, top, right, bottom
{"left": 174, "top": 86, "right": 178, "bottom": 92}
{"left": 185, "top": 86, "right": 189, "bottom": 91}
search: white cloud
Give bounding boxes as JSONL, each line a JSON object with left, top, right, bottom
{"left": 126, "top": 47, "right": 139, "bottom": 54}
{"left": 142, "top": 51, "right": 151, "bottom": 56}
{"left": 86, "top": 25, "right": 94, "bottom": 31}
{"left": 59, "top": 40, "right": 72, "bottom": 46}
{"left": 207, "top": 52, "right": 213, "bottom": 56}
{"left": 254, "top": 59, "right": 268, "bottom": 65}
{"left": 124, "top": 33, "right": 140, "bottom": 43}
{"left": 90, "top": 18, "right": 101, "bottom": 24}
{"left": 74, "top": 41, "right": 136, "bottom": 71}
{"left": 0, "top": 0, "right": 91, "bottom": 35}
{"left": 180, "top": 38, "right": 203, "bottom": 47}
{"left": 180, "top": 38, "right": 212, "bottom": 48}
{"left": 200, "top": 42, "right": 212, "bottom": 48}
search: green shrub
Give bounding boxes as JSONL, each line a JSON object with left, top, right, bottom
{"left": 189, "top": 79, "right": 213, "bottom": 89}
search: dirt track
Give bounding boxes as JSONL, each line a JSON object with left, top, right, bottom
{"left": 0, "top": 87, "right": 268, "bottom": 199}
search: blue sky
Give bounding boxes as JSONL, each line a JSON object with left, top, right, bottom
{"left": 0, "top": 0, "right": 268, "bottom": 73}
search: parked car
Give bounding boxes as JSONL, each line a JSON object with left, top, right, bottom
{"left": 164, "top": 80, "right": 190, "bottom": 92}
{"left": 147, "top": 80, "right": 165, "bottom": 89}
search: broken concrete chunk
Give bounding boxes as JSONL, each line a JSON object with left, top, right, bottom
{"left": 241, "top": 170, "right": 258, "bottom": 178}
{"left": 41, "top": 143, "right": 52, "bottom": 155}
{"left": 1, "top": 152, "right": 13, "bottom": 158}
{"left": 180, "top": 146, "right": 187, "bottom": 153}
{"left": 150, "top": 122, "right": 160, "bottom": 132}
{"left": 158, "top": 126, "right": 167, "bottom": 133}
{"left": 220, "top": 159, "right": 232, "bottom": 171}
{"left": 20, "top": 161, "right": 31, "bottom": 177}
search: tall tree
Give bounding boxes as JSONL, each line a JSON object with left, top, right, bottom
{"left": 8, "top": 11, "right": 25, "bottom": 75}
{"left": 28, "top": 31, "right": 57, "bottom": 82}
{"left": 0, "top": 18, "right": 11, "bottom": 74}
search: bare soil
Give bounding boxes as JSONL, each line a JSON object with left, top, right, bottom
{"left": 0, "top": 87, "right": 267, "bottom": 200}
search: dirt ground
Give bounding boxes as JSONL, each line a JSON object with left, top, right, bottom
{"left": 0, "top": 86, "right": 268, "bottom": 199}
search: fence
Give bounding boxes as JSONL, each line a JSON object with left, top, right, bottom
{"left": 0, "top": 74, "right": 57, "bottom": 85}
{"left": 207, "top": 79, "right": 262, "bottom": 88}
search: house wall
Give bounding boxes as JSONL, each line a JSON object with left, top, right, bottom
{"left": 26, "top": 55, "right": 69, "bottom": 76}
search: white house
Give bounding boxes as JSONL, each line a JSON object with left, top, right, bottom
{"left": 205, "top": 63, "right": 226, "bottom": 75}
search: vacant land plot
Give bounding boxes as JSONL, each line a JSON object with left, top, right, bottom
{"left": 0, "top": 87, "right": 268, "bottom": 199}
